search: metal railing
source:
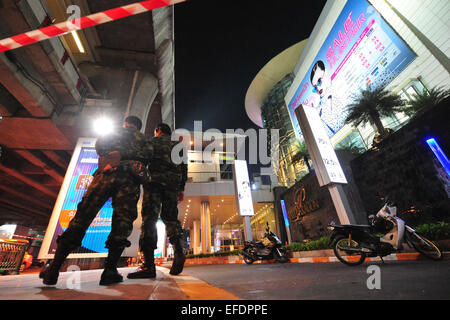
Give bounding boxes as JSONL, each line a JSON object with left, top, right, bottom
{"left": 0, "top": 239, "right": 28, "bottom": 275}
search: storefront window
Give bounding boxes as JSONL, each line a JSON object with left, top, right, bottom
{"left": 401, "top": 79, "right": 426, "bottom": 100}
{"left": 214, "top": 224, "right": 242, "bottom": 252}
{"left": 249, "top": 204, "right": 276, "bottom": 241}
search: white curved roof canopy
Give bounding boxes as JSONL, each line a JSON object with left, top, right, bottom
{"left": 245, "top": 39, "right": 308, "bottom": 127}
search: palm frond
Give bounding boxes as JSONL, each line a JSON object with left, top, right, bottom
{"left": 345, "top": 86, "right": 406, "bottom": 135}
{"left": 403, "top": 86, "right": 450, "bottom": 116}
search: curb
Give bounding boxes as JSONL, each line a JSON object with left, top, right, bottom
{"left": 181, "top": 251, "right": 450, "bottom": 266}
{"left": 290, "top": 252, "right": 449, "bottom": 263}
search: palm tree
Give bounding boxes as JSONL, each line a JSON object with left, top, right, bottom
{"left": 335, "top": 140, "right": 365, "bottom": 155}
{"left": 403, "top": 86, "right": 450, "bottom": 117}
{"left": 291, "top": 140, "right": 311, "bottom": 172}
{"left": 345, "top": 86, "right": 406, "bottom": 138}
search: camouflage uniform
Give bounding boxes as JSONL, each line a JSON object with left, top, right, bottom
{"left": 57, "top": 126, "right": 152, "bottom": 251}
{"left": 140, "top": 135, "right": 187, "bottom": 251}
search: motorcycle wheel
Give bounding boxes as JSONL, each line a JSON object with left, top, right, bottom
{"left": 333, "top": 235, "right": 366, "bottom": 266}
{"left": 405, "top": 231, "right": 443, "bottom": 261}
{"left": 274, "top": 248, "right": 290, "bottom": 263}
{"left": 243, "top": 248, "right": 255, "bottom": 264}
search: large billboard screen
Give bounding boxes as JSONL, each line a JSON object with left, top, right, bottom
{"left": 39, "top": 138, "right": 113, "bottom": 258}
{"left": 287, "top": 0, "right": 416, "bottom": 140}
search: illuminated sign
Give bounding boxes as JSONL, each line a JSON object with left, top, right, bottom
{"left": 0, "top": 224, "right": 17, "bottom": 239}
{"left": 287, "top": 0, "right": 416, "bottom": 140}
{"left": 280, "top": 200, "right": 290, "bottom": 227}
{"left": 233, "top": 160, "right": 254, "bottom": 216}
{"left": 285, "top": 186, "right": 320, "bottom": 224}
{"left": 296, "top": 105, "right": 348, "bottom": 186}
{"left": 39, "top": 138, "right": 113, "bottom": 259}
{"left": 155, "top": 220, "right": 166, "bottom": 258}
{"left": 426, "top": 138, "right": 450, "bottom": 177}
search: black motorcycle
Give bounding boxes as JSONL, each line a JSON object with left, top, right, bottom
{"left": 242, "top": 222, "right": 290, "bottom": 264}
{"left": 328, "top": 198, "right": 443, "bottom": 266}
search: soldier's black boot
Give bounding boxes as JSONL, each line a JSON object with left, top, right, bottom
{"left": 99, "top": 248, "right": 124, "bottom": 286}
{"left": 127, "top": 248, "right": 156, "bottom": 279}
{"left": 169, "top": 237, "right": 185, "bottom": 276}
{"left": 39, "top": 244, "right": 72, "bottom": 285}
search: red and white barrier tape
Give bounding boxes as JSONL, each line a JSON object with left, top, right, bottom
{"left": 0, "top": 0, "right": 186, "bottom": 53}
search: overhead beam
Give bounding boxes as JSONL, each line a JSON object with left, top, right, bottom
{"left": 0, "top": 104, "right": 12, "bottom": 117}
{"left": 0, "top": 184, "right": 53, "bottom": 210}
{"left": 41, "top": 150, "right": 69, "bottom": 170}
{"left": 0, "top": 164, "right": 57, "bottom": 198}
{"left": 0, "top": 117, "right": 73, "bottom": 150}
{"left": 0, "top": 0, "right": 79, "bottom": 106}
{"left": 96, "top": 46, "right": 157, "bottom": 73}
{"left": 0, "top": 204, "right": 48, "bottom": 225}
{"left": 0, "top": 55, "right": 52, "bottom": 118}
{"left": 0, "top": 198, "right": 49, "bottom": 218}
{"left": 14, "top": 150, "right": 64, "bottom": 184}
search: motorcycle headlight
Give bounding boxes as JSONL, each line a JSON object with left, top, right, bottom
{"left": 327, "top": 225, "right": 335, "bottom": 231}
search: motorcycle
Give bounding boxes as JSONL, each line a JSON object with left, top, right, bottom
{"left": 328, "top": 198, "right": 443, "bottom": 266}
{"left": 242, "top": 222, "right": 290, "bottom": 264}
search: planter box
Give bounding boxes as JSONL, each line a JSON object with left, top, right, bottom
{"left": 403, "top": 239, "right": 450, "bottom": 252}
{"left": 185, "top": 255, "right": 243, "bottom": 265}
{"left": 291, "top": 249, "right": 334, "bottom": 258}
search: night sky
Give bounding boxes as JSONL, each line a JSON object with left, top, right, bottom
{"left": 174, "top": 0, "right": 327, "bottom": 177}
{"left": 174, "top": 0, "right": 326, "bottom": 130}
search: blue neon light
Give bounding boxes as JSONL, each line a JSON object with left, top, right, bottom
{"left": 426, "top": 138, "right": 450, "bottom": 177}
{"left": 280, "top": 200, "right": 290, "bottom": 227}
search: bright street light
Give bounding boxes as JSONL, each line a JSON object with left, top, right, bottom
{"left": 94, "top": 117, "right": 114, "bottom": 136}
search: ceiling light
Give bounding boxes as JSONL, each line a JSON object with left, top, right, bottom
{"left": 71, "top": 30, "right": 85, "bottom": 53}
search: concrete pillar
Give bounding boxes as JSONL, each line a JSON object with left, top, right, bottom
{"left": 128, "top": 72, "right": 159, "bottom": 132}
{"left": 200, "top": 201, "right": 211, "bottom": 253}
{"left": 243, "top": 216, "right": 253, "bottom": 242}
{"left": 193, "top": 220, "right": 201, "bottom": 255}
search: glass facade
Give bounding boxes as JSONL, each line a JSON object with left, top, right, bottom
{"left": 261, "top": 73, "right": 310, "bottom": 187}
{"left": 206, "top": 203, "right": 277, "bottom": 252}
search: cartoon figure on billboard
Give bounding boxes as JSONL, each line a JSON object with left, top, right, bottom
{"left": 310, "top": 60, "right": 344, "bottom": 136}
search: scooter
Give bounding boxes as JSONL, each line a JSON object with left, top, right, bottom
{"left": 242, "top": 222, "right": 290, "bottom": 264}
{"left": 328, "top": 198, "right": 443, "bottom": 266}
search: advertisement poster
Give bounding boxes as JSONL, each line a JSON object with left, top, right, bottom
{"left": 40, "top": 138, "right": 113, "bottom": 258}
{"left": 233, "top": 160, "right": 254, "bottom": 217}
{"left": 287, "top": 0, "right": 416, "bottom": 140}
{"left": 296, "top": 105, "right": 347, "bottom": 186}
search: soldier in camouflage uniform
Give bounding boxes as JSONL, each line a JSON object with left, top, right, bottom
{"left": 40, "top": 116, "right": 153, "bottom": 286}
{"left": 127, "top": 123, "right": 188, "bottom": 279}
